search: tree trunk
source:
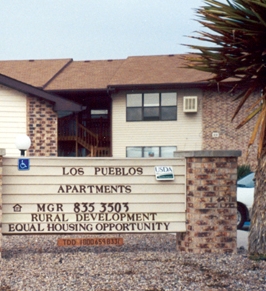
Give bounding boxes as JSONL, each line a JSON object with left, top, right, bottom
{"left": 248, "top": 152, "right": 266, "bottom": 257}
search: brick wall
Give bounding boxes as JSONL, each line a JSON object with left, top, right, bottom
{"left": 175, "top": 151, "right": 240, "bottom": 254}
{"left": 27, "top": 97, "right": 58, "bottom": 156}
{"left": 202, "top": 86, "right": 258, "bottom": 170}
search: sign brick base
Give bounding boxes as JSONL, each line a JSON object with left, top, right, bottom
{"left": 175, "top": 150, "right": 241, "bottom": 254}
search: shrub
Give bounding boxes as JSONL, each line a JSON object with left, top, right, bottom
{"left": 237, "top": 165, "right": 252, "bottom": 180}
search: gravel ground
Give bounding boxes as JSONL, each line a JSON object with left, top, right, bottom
{"left": 1, "top": 233, "right": 266, "bottom": 291}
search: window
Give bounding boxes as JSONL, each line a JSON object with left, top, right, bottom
{"left": 126, "top": 146, "right": 177, "bottom": 158}
{"left": 91, "top": 109, "right": 108, "bottom": 119}
{"left": 127, "top": 92, "right": 177, "bottom": 121}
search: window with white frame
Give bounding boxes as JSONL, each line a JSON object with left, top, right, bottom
{"left": 126, "top": 92, "right": 177, "bottom": 121}
{"left": 126, "top": 146, "right": 177, "bottom": 158}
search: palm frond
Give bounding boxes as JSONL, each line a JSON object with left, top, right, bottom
{"left": 232, "top": 85, "right": 257, "bottom": 121}
{"left": 185, "top": 0, "right": 266, "bottom": 157}
{"left": 257, "top": 106, "right": 266, "bottom": 156}
{"left": 236, "top": 105, "right": 261, "bottom": 129}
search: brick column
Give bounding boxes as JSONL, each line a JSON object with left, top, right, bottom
{"left": 27, "top": 97, "right": 58, "bottom": 156}
{"left": 175, "top": 150, "right": 241, "bottom": 254}
{"left": 0, "top": 149, "right": 6, "bottom": 258}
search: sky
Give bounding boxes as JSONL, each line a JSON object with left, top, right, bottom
{"left": 0, "top": 0, "right": 214, "bottom": 61}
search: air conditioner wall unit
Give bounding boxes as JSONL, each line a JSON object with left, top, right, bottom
{"left": 183, "top": 96, "right": 198, "bottom": 113}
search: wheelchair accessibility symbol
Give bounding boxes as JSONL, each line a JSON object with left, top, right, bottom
{"left": 18, "top": 158, "right": 30, "bottom": 171}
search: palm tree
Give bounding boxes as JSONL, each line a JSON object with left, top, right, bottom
{"left": 185, "top": 0, "right": 266, "bottom": 258}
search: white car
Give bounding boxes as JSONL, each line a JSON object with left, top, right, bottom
{"left": 237, "top": 173, "right": 255, "bottom": 229}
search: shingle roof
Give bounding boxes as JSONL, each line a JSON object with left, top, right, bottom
{"left": 109, "top": 54, "right": 211, "bottom": 87}
{"left": 44, "top": 59, "right": 124, "bottom": 90}
{"left": 0, "top": 59, "right": 72, "bottom": 88}
{"left": 0, "top": 54, "right": 212, "bottom": 91}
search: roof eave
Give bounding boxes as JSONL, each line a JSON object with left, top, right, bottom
{"left": 0, "top": 73, "right": 85, "bottom": 112}
{"left": 108, "top": 81, "right": 209, "bottom": 91}
{"left": 46, "top": 88, "right": 108, "bottom": 93}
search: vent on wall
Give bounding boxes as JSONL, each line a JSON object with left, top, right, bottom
{"left": 183, "top": 96, "right": 198, "bottom": 113}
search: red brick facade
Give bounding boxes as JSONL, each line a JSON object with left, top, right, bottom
{"left": 27, "top": 97, "right": 58, "bottom": 156}
{"left": 175, "top": 151, "right": 240, "bottom": 254}
{"left": 202, "top": 86, "right": 258, "bottom": 170}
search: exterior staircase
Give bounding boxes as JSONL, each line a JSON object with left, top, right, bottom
{"left": 58, "top": 115, "right": 110, "bottom": 157}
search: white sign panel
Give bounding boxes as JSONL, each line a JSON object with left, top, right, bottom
{"left": 2, "top": 158, "right": 186, "bottom": 234}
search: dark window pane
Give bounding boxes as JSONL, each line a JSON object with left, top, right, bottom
{"left": 161, "top": 106, "right": 177, "bottom": 120}
{"left": 127, "top": 108, "right": 142, "bottom": 121}
{"left": 143, "top": 107, "right": 159, "bottom": 120}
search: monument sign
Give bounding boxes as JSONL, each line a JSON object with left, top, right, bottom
{"left": 2, "top": 157, "right": 186, "bottom": 234}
